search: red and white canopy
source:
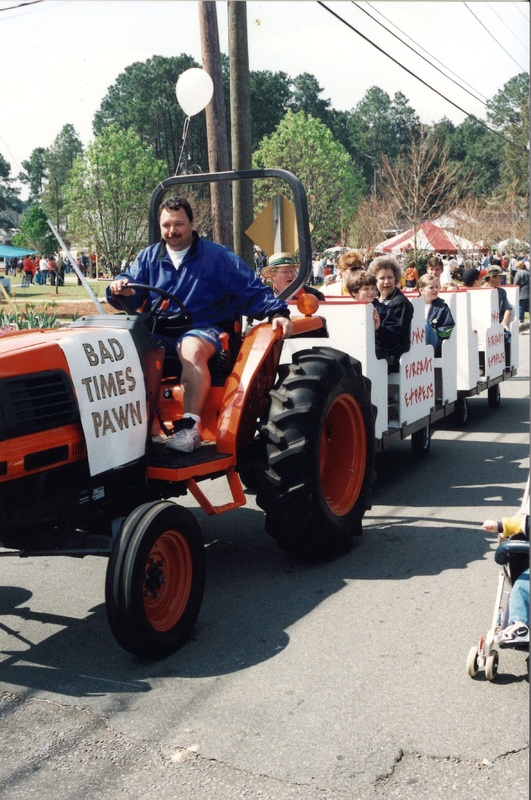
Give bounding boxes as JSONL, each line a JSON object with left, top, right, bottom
{"left": 375, "top": 221, "right": 474, "bottom": 255}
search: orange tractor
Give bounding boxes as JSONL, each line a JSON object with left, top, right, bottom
{"left": 0, "top": 170, "right": 375, "bottom": 658}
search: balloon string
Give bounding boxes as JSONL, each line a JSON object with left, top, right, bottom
{"left": 175, "top": 116, "right": 191, "bottom": 176}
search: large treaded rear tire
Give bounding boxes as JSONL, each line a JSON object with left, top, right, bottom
{"left": 256, "top": 348, "right": 375, "bottom": 558}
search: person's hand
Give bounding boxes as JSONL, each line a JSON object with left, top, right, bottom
{"left": 482, "top": 519, "right": 498, "bottom": 533}
{"left": 372, "top": 307, "right": 381, "bottom": 330}
{"left": 272, "top": 316, "right": 293, "bottom": 339}
{"left": 109, "top": 278, "right": 136, "bottom": 296}
{"left": 482, "top": 519, "right": 509, "bottom": 542}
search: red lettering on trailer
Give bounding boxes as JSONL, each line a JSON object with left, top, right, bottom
{"left": 404, "top": 382, "right": 434, "bottom": 408}
{"left": 487, "top": 332, "right": 504, "bottom": 348}
{"left": 488, "top": 352, "right": 506, "bottom": 368}
{"left": 411, "top": 327, "right": 425, "bottom": 345}
{"left": 404, "top": 356, "right": 433, "bottom": 380}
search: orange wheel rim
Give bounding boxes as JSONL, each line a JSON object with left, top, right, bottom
{"left": 143, "top": 529, "right": 193, "bottom": 631}
{"left": 320, "top": 393, "right": 366, "bottom": 516}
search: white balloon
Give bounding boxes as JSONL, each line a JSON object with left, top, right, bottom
{"left": 176, "top": 68, "right": 214, "bottom": 117}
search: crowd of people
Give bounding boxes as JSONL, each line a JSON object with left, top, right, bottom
{"left": 308, "top": 248, "right": 530, "bottom": 292}
{"left": 1, "top": 251, "right": 99, "bottom": 289}
{"left": 257, "top": 245, "right": 529, "bottom": 375}
{"left": 20, "top": 255, "right": 64, "bottom": 286}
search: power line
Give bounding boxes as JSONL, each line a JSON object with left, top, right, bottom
{"left": 0, "top": 131, "right": 22, "bottom": 174}
{"left": 317, "top": 1, "right": 525, "bottom": 151}
{"left": 0, "top": 0, "right": 44, "bottom": 11}
{"left": 366, "top": 1, "right": 490, "bottom": 103}
{"left": 513, "top": 1, "right": 530, "bottom": 24}
{"left": 487, "top": 2, "right": 529, "bottom": 50}
{"left": 464, "top": 3, "right": 528, "bottom": 73}
{"left": 354, "top": 1, "right": 491, "bottom": 111}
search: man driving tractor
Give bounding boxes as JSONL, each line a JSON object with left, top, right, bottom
{"left": 108, "top": 197, "right": 293, "bottom": 452}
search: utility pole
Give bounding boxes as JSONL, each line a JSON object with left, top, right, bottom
{"left": 198, "top": 0, "right": 233, "bottom": 248}
{"left": 228, "top": 1, "right": 254, "bottom": 267}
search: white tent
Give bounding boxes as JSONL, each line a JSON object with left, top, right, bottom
{"left": 496, "top": 238, "right": 529, "bottom": 252}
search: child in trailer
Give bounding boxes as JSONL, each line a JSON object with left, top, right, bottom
{"left": 345, "top": 270, "right": 402, "bottom": 366}
{"left": 416, "top": 273, "right": 455, "bottom": 358}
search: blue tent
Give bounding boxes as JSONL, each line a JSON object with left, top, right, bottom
{"left": 0, "top": 243, "right": 36, "bottom": 258}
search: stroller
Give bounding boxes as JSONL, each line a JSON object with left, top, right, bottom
{"left": 467, "top": 536, "right": 529, "bottom": 681}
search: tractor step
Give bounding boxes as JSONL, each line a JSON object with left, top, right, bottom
{"left": 147, "top": 441, "right": 231, "bottom": 470}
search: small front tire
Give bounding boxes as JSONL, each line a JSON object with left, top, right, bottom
{"left": 105, "top": 501, "right": 205, "bottom": 659}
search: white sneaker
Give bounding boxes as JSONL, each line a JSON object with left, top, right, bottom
{"left": 166, "top": 418, "right": 201, "bottom": 453}
{"left": 497, "top": 622, "right": 530, "bottom": 648}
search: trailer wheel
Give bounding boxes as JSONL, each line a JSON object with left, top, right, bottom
{"left": 485, "top": 650, "right": 499, "bottom": 681}
{"left": 488, "top": 384, "right": 501, "bottom": 409}
{"left": 105, "top": 501, "right": 205, "bottom": 659}
{"left": 455, "top": 397, "right": 469, "bottom": 425}
{"left": 466, "top": 645, "right": 480, "bottom": 677}
{"left": 256, "top": 348, "right": 375, "bottom": 558}
{"left": 411, "top": 425, "right": 431, "bottom": 456}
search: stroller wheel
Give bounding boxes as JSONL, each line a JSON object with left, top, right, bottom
{"left": 467, "top": 645, "right": 480, "bottom": 677}
{"left": 485, "top": 650, "right": 499, "bottom": 681}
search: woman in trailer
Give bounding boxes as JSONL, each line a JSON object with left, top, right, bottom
{"left": 368, "top": 255, "right": 414, "bottom": 372}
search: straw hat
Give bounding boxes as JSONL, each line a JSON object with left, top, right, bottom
{"left": 260, "top": 252, "right": 299, "bottom": 279}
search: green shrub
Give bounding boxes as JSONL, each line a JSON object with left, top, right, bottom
{"left": 0, "top": 304, "right": 60, "bottom": 334}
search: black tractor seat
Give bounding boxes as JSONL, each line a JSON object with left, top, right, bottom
{"left": 156, "top": 317, "right": 242, "bottom": 385}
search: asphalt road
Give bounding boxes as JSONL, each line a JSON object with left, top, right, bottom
{"left": 0, "top": 333, "right": 529, "bottom": 800}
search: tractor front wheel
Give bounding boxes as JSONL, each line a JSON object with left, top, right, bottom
{"left": 256, "top": 348, "right": 375, "bottom": 558}
{"left": 105, "top": 501, "right": 205, "bottom": 659}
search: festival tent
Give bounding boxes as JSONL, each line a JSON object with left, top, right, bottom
{"left": 496, "top": 238, "right": 529, "bottom": 252}
{"left": 0, "top": 243, "right": 36, "bottom": 258}
{"left": 375, "top": 221, "right": 474, "bottom": 255}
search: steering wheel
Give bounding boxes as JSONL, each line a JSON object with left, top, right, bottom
{"left": 113, "top": 282, "right": 192, "bottom": 329}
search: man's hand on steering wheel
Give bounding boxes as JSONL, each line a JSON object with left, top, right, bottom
{"left": 110, "top": 278, "right": 136, "bottom": 297}
{"left": 109, "top": 282, "right": 191, "bottom": 329}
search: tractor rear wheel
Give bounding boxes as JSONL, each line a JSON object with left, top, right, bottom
{"left": 105, "top": 501, "right": 205, "bottom": 659}
{"left": 256, "top": 348, "right": 375, "bottom": 558}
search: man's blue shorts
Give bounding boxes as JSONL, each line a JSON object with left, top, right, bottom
{"left": 155, "top": 325, "right": 224, "bottom": 355}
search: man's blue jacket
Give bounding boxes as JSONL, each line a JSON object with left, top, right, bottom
{"left": 107, "top": 232, "right": 289, "bottom": 326}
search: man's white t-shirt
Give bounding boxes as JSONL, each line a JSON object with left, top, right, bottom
{"left": 167, "top": 245, "right": 191, "bottom": 271}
